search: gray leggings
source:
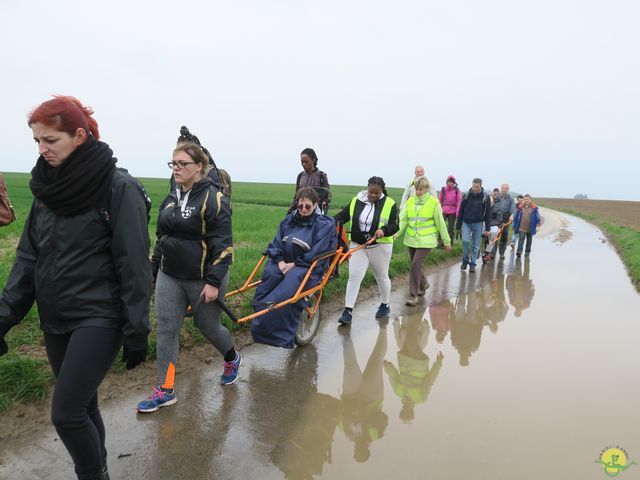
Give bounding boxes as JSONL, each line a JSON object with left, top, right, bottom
{"left": 155, "top": 270, "right": 233, "bottom": 386}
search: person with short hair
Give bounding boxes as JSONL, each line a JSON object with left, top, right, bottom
{"left": 397, "top": 176, "right": 451, "bottom": 306}
{"left": 513, "top": 194, "right": 543, "bottom": 257}
{"left": 0, "top": 96, "right": 152, "bottom": 480}
{"left": 482, "top": 188, "right": 505, "bottom": 262}
{"left": 400, "top": 165, "right": 427, "bottom": 209}
{"left": 138, "top": 141, "right": 240, "bottom": 414}
{"left": 252, "top": 187, "right": 336, "bottom": 347}
{"left": 455, "top": 178, "right": 491, "bottom": 273}
{"left": 509, "top": 195, "right": 525, "bottom": 249}
{"left": 495, "top": 183, "right": 517, "bottom": 258}
{"left": 335, "top": 176, "right": 399, "bottom": 324}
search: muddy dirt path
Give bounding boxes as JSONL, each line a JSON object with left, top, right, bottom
{"left": 2, "top": 208, "right": 639, "bottom": 480}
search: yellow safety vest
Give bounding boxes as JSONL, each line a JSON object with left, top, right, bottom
{"left": 405, "top": 195, "right": 438, "bottom": 237}
{"left": 349, "top": 196, "right": 395, "bottom": 244}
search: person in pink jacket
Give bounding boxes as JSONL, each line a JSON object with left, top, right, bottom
{"left": 438, "top": 175, "right": 462, "bottom": 246}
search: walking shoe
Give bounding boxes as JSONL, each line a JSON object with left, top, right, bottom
{"left": 509, "top": 242, "right": 515, "bottom": 250}
{"left": 375, "top": 303, "right": 391, "bottom": 318}
{"left": 417, "top": 285, "right": 428, "bottom": 296}
{"left": 221, "top": 352, "right": 242, "bottom": 385}
{"left": 469, "top": 265, "right": 476, "bottom": 273}
{"left": 137, "top": 386, "right": 177, "bottom": 413}
{"left": 406, "top": 296, "right": 417, "bottom": 306}
{"left": 460, "top": 261, "right": 468, "bottom": 271}
{"left": 516, "top": 252, "right": 522, "bottom": 258}
{"left": 338, "top": 309, "right": 352, "bottom": 326}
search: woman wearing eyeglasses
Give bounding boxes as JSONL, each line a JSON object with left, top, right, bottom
{"left": 137, "top": 142, "right": 240, "bottom": 413}
{"left": 251, "top": 187, "right": 336, "bottom": 348}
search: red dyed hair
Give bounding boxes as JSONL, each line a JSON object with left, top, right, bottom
{"left": 28, "top": 96, "right": 100, "bottom": 140}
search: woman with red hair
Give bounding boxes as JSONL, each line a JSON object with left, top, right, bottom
{"left": 0, "top": 96, "right": 152, "bottom": 480}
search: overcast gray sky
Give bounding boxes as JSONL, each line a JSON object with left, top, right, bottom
{"left": 1, "top": 0, "right": 638, "bottom": 200}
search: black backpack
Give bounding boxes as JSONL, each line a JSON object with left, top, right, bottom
{"left": 100, "top": 168, "right": 152, "bottom": 226}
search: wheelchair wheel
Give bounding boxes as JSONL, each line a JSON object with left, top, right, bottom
{"left": 295, "top": 291, "right": 322, "bottom": 346}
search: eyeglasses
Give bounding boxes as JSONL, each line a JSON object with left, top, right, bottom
{"left": 167, "top": 160, "right": 196, "bottom": 169}
{"left": 297, "top": 203, "right": 314, "bottom": 211}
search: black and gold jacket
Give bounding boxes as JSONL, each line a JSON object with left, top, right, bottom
{"left": 151, "top": 177, "right": 233, "bottom": 287}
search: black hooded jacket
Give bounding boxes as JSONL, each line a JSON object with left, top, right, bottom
{"left": 0, "top": 170, "right": 152, "bottom": 337}
{"left": 151, "top": 177, "right": 233, "bottom": 287}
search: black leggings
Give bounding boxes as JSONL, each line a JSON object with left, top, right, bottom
{"left": 44, "top": 327, "right": 122, "bottom": 480}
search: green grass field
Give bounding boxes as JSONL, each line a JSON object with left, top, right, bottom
{"left": 0, "top": 172, "right": 460, "bottom": 411}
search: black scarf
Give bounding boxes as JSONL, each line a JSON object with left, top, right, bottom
{"left": 29, "top": 136, "right": 116, "bottom": 216}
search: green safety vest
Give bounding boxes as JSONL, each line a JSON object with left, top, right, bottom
{"left": 349, "top": 196, "right": 395, "bottom": 244}
{"left": 405, "top": 195, "right": 438, "bottom": 237}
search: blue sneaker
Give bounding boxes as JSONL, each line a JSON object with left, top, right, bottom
{"left": 221, "top": 352, "right": 242, "bottom": 385}
{"left": 338, "top": 309, "right": 352, "bottom": 326}
{"left": 137, "top": 386, "right": 176, "bottom": 413}
{"left": 375, "top": 303, "right": 390, "bottom": 318}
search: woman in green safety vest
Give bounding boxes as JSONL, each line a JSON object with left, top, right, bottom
{"left": 397, "top": 176, "right": 451, "bottom": 306}
{"left": 334, "top": 176, "right": 399, "bottom": 325}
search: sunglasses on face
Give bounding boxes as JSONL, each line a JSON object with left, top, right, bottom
{"left": 297, "top": 203, "right": 314, "bottom": 211}
{"left": 167, "top": 160, "right": 196, "bottom": 169}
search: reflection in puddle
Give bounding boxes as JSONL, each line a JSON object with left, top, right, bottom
{"left": 384, "top": 313, "right": 442, "bottom": 423}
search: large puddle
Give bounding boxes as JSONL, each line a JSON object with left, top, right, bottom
{"left": 2, "top": 209, "right": 640, "bottom": 479}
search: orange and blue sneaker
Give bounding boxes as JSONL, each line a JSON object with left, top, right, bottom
{"left": 221, "top": 352, "right": 242, "bottom": 385}
{"left": 137, "top": 386, "right": 177, "bottom": 413}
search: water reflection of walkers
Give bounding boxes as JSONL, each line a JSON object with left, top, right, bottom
{"left": 506, "top": 257, "right": 535, "bottom": 317}
{"left": 384, "top": 312, "right": 443, "bottom": 422}
{"left": 479, "top": 260, "right": 509, "bottom": 333}
{"left": 247, "top": 346, "right": 340, "bottom": 479}
{"left": 452, "top": 279, "right": 484, "bottom": 366}
{"left": 339, "top": 326, "right": 389, "bottom": 463}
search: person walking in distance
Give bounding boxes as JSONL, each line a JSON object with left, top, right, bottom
{"left": 495, "top": 183, "right": 516, "bottom": 259}
{"left": 400, "top": 165, "right": 426, "bottom": 210}
{"left": 456, "top": 178, "right": 490, "bottom": 273}
{"left": 513, "top": 194, "right": 543, "bottom": 258}
{"left": 438, "top": 175, "right": 461, "bottom": 247}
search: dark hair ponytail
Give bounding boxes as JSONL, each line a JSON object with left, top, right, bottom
{"left": 301, "top": 147, "right": 318, "bottom": 167}
{"left": 368, "top": 176, "right": 387, "bottom": 196}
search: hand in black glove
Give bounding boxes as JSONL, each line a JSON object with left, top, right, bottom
{"left": 121, "top": 334, "right": 148, "bottom": 370}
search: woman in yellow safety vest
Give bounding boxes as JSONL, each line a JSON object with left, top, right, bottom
{"left": 334, "top": 176, "right": 399, "bottom": 325}
{"left": 397, "top": 176, "right": 451, "bottom": 306}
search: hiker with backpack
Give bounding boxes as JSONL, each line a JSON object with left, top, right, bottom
{"left": 438, "top": 175, "right": 461, "bottom": 247}
{"left": 138, "top": 141, "right": 241, "bottom": 413}
{"left": 455, "top": 178, "right": 491, "bottom": 273}
{"left": 289, "top": 147, "right": 330, "bottom": 214}
{"left": 0, "top": 96, "right": 152, "bottom": 480}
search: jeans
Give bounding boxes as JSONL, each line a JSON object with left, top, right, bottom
{"left": 517, "top": 231, "right": 533, "bottom": 254}
{"left": 461, "top": 221, "right": 484, "bottom": 267}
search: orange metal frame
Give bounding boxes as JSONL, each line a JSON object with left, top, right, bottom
{"left": 224, "top": 238, "right": 375, "bottom": 324}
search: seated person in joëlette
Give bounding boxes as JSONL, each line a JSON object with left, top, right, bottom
{"left": 252, "top": 187, "right": 336, "bottom": 348}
